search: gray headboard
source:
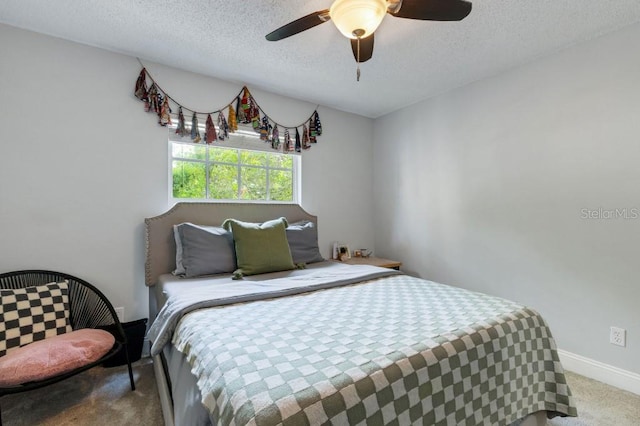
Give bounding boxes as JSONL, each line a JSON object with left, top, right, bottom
{"left": 144, "top": 202, "right": 318, "bottom": 286}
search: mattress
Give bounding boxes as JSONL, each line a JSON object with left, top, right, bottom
{"left": 148, "top": 262, "right": 577, "bottom": 425}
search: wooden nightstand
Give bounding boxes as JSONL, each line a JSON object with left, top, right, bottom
{"left": 340, "top": 256, "right": 402, "bottom": 270}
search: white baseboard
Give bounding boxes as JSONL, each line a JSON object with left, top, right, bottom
{"left": 558, "top": 349, "right": 640, "bottom": 396}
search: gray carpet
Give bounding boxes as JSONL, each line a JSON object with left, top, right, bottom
{"left": 2, "top": 358, "right": 163, "bottom": 426}
{"left": 548, "top": 371, "right": 640, "bottom": 426}
{"left": 2, "top": 359, "right": 639, "bottom": 425}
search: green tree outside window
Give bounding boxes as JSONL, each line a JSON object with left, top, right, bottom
{"left": 172, "top": 143, "right": 296, "bottom": 202}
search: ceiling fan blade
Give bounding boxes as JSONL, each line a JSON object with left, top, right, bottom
{"left": 350, "top": 33, "right": 374, "bottom": 63}
{"left": 265, "top": 9, "right": 330, "bottom": 41}
{"left": 390, "top": 0, "right": 472, "bottom": 21}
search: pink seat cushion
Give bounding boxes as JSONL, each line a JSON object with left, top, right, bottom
{"left": 0, "top": 328, "right": 115, "bottom": 387}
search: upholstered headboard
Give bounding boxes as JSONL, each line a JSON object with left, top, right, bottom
{"left": 144, "top": 202, "right": 318, "bottom": 286}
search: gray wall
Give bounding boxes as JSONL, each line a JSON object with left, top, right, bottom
{"left": 373, "top": 23, "right": 640, "bottom": 373}
{"left": 0, "top": 23, "right": 376, "bottom": 321}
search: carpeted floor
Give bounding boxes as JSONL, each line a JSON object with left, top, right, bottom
{"left": 2, "top": 359, "right": 639, "bottom": 425}
{"left": 548, "top": 371, "right": 640, "bottom": 426}
{"left": 2, "top": 358, "right": 163, "bottom": 426}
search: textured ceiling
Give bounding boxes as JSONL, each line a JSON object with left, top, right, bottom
{"left": 1, "top": 0, "right": 639, "bottom": 118}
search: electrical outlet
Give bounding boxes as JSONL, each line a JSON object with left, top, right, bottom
{"left": 115, "top": 307, "right": 125, "bottom": 323}
{"left": 610, "top": 326, "right": 626, "bottom": 347}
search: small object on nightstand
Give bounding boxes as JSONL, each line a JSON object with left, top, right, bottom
{"left": 332, "top": 242, "right": 351, "bottom": 260}
{"left": 353, "top": 249, "right": 370, "bottom": 258}
{"left": 337, "top": 246, "right": 349, "bottom": 261}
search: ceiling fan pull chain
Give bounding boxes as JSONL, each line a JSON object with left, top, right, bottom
{"left": 356, "top": 34, "right": 361, "bottom": 82}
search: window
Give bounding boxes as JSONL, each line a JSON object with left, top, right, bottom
{"left": 170, "top": 141, "right": 299, "bottom": 203}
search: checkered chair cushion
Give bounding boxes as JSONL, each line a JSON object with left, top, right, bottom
{"left": 0, "top": 281, "right": 72, "bottom": 357}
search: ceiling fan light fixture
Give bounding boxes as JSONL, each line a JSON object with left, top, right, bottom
{"left": 329, "top": 0, "right": 387, "bottom": 39}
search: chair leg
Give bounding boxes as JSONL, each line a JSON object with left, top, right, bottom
{"left": 124, "top": 344, "right": 136, "bottom": 391}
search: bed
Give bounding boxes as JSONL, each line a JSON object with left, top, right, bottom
{"left": 145, "top": 203, "right": 577, "bottom": 426}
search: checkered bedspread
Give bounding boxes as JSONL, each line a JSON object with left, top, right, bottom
{"left": 172, "top": 275, "right": 576, "bottom": 425}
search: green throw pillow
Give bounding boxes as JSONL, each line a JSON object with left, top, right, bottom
{"left": 222, "top": 217, "right": 295, "bottom": 276}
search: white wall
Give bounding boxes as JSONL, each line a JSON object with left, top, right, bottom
{"left": 0, "top": 23, "right": 375, "bottom": 321}
{"left": 373, "top": 23, "right": 640, "bottom": 374}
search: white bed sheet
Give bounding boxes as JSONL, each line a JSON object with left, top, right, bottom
{"left": 155, "top": 260, "right": 344, "bottom": 311}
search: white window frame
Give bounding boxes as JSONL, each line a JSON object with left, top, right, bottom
{"left": 168, "top": 139, "right": 301, "bottom": 205}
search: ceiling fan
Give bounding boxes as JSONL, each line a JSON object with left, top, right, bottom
{"left": 266, "top": 0, "right": 472, "bottom": 80}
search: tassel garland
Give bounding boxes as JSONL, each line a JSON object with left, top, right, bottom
{"left": 309, "top": 116, "right": 317, "bottom": 143}
{"left": 236, "top": 95, "right": 247, "bottom": 124}
{"left": 205, "top": 114, "right": 217, "bottom": 144}
{"left": 147, "top": 83, "right": 159, "bottom": 113}
{"left": 302, "top": 124, "right": 311, "bottom": 150}
{"left": 271, "top": 126, "right": 280, "bottom": 150}
{"left": 250, "top": 97, "right": 260, "bottom": 131}
{"left": 241, "top": 88, "right": 250, "bottom": 115}
{"left": 228, "top": 105, "right": 238, "bottom": 132}
{"left": 134, "top": 68, "right": 148, "bottom": 101}
{"left": 260, "top": 116, "right": 269, "bottom": 141}
{"left": 284, "top": 129, "right": 292, "bottom": 152}
{"left": 295, "top": 128, "right": 301, "bottom": 153}
{"left": 175, "top": 107, "right": 187, "bottom": 137}
{"left": 159, "top": 97, "right": 172, "bottom": 126}
{"left": 313, "top": 111, "right": 322, "bottom": 136}
{"left": 217, "top": 112, "right": 229, "bottom": 141}
{"left": 191, "top": 113, "right": 201, "bottom": 143}
{"left": 133, "top": 66, "right": 323, "bottom": 153}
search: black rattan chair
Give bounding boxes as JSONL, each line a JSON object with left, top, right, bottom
{"left": 0, "top": 270, "right": 135, "bottom": 425}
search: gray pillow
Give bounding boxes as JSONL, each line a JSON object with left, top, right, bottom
{"left": 173, "top": 225, "right": 186, "bottom": 275}
{"left": 174, "top": 223, "right": 236, "bottom": 277}
{"left": 286, "top": 221, "right": 324, "bottom": 265}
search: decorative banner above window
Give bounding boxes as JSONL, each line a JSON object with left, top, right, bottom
{"left": 133, "top": 62, "right": 322, "bottom": 154}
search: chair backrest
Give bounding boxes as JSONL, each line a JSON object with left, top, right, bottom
{"left": 0, "top": 270, "right": 125, "bottom": 341}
